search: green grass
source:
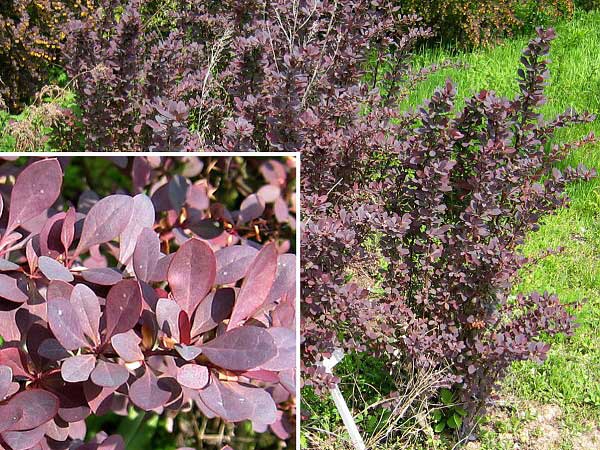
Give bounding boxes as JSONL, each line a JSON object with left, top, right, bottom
{"left": 401, "top": 9, "right": 600, "bottom": 446}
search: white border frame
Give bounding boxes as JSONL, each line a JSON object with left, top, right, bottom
{"left": 4, "top": 151, "right": 302, "bottom": 449}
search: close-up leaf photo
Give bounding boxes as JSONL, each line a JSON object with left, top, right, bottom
{"left": 0, "top": 156, "right": 297, "bottom": 450}
{"left": 2, "top": 0, "right": 600, "bottom": 449}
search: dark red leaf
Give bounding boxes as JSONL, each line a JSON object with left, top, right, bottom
{"left": 201, "top": 326, "right": 277, "bottom": 371}
{"left": 6, "top": 159, "right": 62, "bottom": 234}
{"left": 168, "top": 239, "right": 216, "bottom": 316}
{"left": 228, "top": 243, "right": 278, "bottom": 330}
{"left": 104, "top": 280, "right": 143, "bottom": 342}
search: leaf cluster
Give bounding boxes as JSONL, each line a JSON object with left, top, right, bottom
{"left": 0, "top": 156, "right": 297, "bottom": 449}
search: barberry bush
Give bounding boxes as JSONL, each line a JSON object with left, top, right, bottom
{"left": 301, "top": 27, "right": 595, "bottom": 433}
{"left": 60, "top": 0, "right": 432, "bottom": 151}
{"left": 0, "top": 156, "right": 297, "bottom": 449}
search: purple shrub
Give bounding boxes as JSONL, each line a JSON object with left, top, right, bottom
{"left": 301, "top": 28, "right": 595, "bottom": 431}
{"left": 61, "top": 0, "right": 432, "bottom": 151}
{"left": 0, "top": 156, "right": 297, "bottom": 449}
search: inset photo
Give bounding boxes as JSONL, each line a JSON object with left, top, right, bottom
{"left": 0, "top": 155, "right": 298, "bottom": 450}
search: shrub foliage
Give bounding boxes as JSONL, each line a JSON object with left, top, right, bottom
{"left": 400, "top": 0, "right": 574, "bottom": 47}
{"left": 61, "top": 0, "right": 432, "bottom": 151}
{"left": 0, "top": 156, "right": 297, "bottom": 449}
{"left": 0, "top": 0, "right": 94, "bottom": 112}
{"left": 301, "top": 28, "right": 595, "bottom": 431}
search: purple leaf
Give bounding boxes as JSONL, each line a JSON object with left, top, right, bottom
{"left": 5, "top": 389, "right": 59, "bottom": 431}
{"left": 61, "top": 355, "right": 97, "bottom": 383}
{"left": 174, "top": 345, "right": 202, "bottom": 361}
{"left": 150, "top": 254, "right": 173, "bottom": 282}
{"left": 179, "top": 311, "right": 191, "bottom": 345}
{"left": 215, "top": 245, "right": 258, "bottom": 285}
{"left": 26, "top": 239, "right": 38, "bottom": 274}
{"left": 198, "top": 378, "right": 254, "bottom": 422}
{"left": 133, "top": 228, "right": 160, "bottom": 283}
{"left": 260, "top": 328, "right": 295, "bottom": 371}
{"left": 168, "top": 239, "right": 216, "bottom": 316}
{"left": 6, "top": 159, "right": 62, "bottom": 233}
{"left": 265, "top": 253, "right": 296, "bottom": 305}
{"left": 118, "top": 194, "right": 155, "bottom": 265}
{"left": 46, "top": 280, "right": 73, "bottom": 301}
{"left": 38, "top": 256, "right": 74, "bottom": 282}
{"left": 191, "top": 288, "right": 235, "bottom": 337}
{"left": 38, "top": 339, "right": 70, "bottom": 361}
{"left": 1, "top": 424, "right": 46, "bottom": 450}
{"left": 0, "top": 365, "right": 11, "bottom": 400}
{"left": 48, "top": 298, "right": 89, "bottom": 351}
{"left": 156, "top": 298, "right": 182, "bottom": 342}
{"left": 238, "top": 194, "right": 265, "bottom": 223}
{"left": 187, "top": 219, "right": 224, "bottom": 240}
{"left": 61, "top": 207, "right": 77, "bottom": 253}
{"left": 201, "top": 326, "right": 277, "bottom": 371}
{"left": 168, "top": 175, "right": 190, "bottom": 212}
{"left": 75, "top": 195, "right": 134, "bottom": 255}
{"left": 228, "top": 243, "right": 278, "bottom": 330}
{"left": 90, "top": 360, "right": 129, "bottom": 388}
{"left": 80, "top": 268, "right": 123, "bottom": 286}
{"left": 83, "top": 384, "right": 117, "bottom": 415}
{"left": 129, "top": 368, "right": 171, "bottom": 411}
{"left": 177, "top": 364, "right": 209, "bottom": 389}
{"left": 257, "top": 185, "right": 281, "bottom": 203}
{"left": 0, "top": 274, "right": 28, "bottom": 303}
{"left": 98, "top": 435, "right": 126, "bottom": 450}
{"left": 0, "top": 404, "right": 22, "bottom": 433}
{"left": 104, "top": 280, "right": 143, "bottom": 342}
{"left": 0, "top": 259, "right": 19, "bottom": 271}
{"left": 45, "top": 418, "right": 69, "bottom": 442}
{"left": 111, "top": 331, "right": 144, "bottom": 362}
{"left": 274, "top": 197, "right": 289, "bottom": 222}
{"left": 238, "top": 383, "right": 277, "bottom": 427}
{"left": 71, "top": 284, "right": 101, "bottom": 345}
{"left": 186, "top": 183, "right": 209, "bottom": 210}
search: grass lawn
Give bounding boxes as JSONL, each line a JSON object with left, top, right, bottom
{"left": 304, "top": 9, "right": 600, "bottom": 450}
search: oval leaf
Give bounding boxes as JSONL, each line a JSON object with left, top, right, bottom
{"left": 0, "top": 274, "right": 28, "bottom": 303}
{"left": 129, "top": 368, "right": 171, "bottom": 411}
{"left": 118, "top": 194, "right": 155, "bottom": 265}
{"left": 133, "top": 228, "right": 160, "bottom": 283}
{"left": 70, "top": 284, "right": 101, "bottom": 345}
{"left": 61, "top": 355, "right": 97, "bottom": 383}
{"left": 47, "top": 298, "right": 88, "bottom": 351}
{"left": 6, "top": 159, "right": 62, "bottom": 233}
{"left": 177, "top": 364, "right": 209, "bottom": 390}
{"left": 5, "top": 389, "right": 59, "bottom": 431}
{"left": 168, "top": 239, "right": 216, "bottom": 316}
{"left": 201, "top": 326, "right": 277, "bottom": 371}
{"left": 38, "top": 256, "right": 74, "bottom": 282}
{"left": 228, "top": 243, "right": 278, "bottom": 330}
{"left": 215, "top": 245, "right": 258, "bottom": 285}
{"left": 80, "top": 268, "right": 123, "bottom": 286}
{"left": 90, "top": 360, "right": 129, "bottom": 388}
{"left": 0, "top": 365, "right": 12, "bottom": 400}
{"left": 111, "top": 331, "right": 144, "bottom": 363}
{"left": 238, "top": 194, "right": 265, "bottom": 223}
{"left": 76, "top": 195, "right": 134, "bottom": 255}
{"left": 104, "top": 280, "right": 143, "bottom": 342}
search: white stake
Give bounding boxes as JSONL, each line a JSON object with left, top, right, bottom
{"left": 322, "top": 349, "right": 367, "bottom": 450}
